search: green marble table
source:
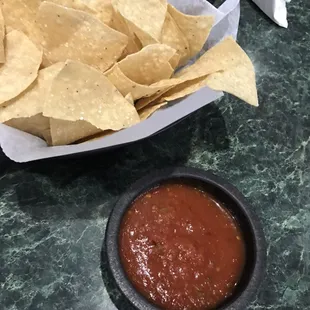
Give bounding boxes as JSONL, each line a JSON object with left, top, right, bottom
{"left": 1, "top": 1, "right": 309, "bottom": 309}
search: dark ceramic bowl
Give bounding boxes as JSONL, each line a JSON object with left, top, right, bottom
{"left": 106, "top": 167, "right": 266, "bottom": 310}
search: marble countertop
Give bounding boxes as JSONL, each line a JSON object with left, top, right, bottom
{"left": 1, "top": 1, "right": 309, "bottom": 309}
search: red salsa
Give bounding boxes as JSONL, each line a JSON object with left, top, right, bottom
{"left": 119, "top": 183, "right": 246, "bottom": 310}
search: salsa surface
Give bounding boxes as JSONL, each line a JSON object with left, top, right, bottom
{"left": 119, "top": 183, "right": 246, "bottom": 310}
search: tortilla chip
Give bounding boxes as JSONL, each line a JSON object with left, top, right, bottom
{"left": 160, "top": 37, "right": 258, "bottom": 106}
{"left": 136, "top": 37, "right": 243, "bottom": 109}
{"left": 136, "top": 37, "right": 258, "bottom": 108}
{"left": 0, "top": 8, "right": 4, "bottom": 63}
{"left": 105, "top": 64, "right": 178, "bottom": 100}
{"left": 125, "top": 20, "right": 159, "bottom": 47}
{"left": 172, "top": 37, "right": 250, "bottom": 80}
{"left": 105, "top": 64, "right": 148, "bottom": 98}
{"left": 204, "top": 68, "right": 258, "bottom": 106}
{"left": 50, "top": 118, "right": 101, "bottom": 146}
{"left": 34, "top": 2, "right": 128, "bottom": 71}
{"left": 52, "top": 0, "right": 96, "bottom": 14}
{"left": 5, "top": 26, "right": 14, "bottom": 34}
{"left": 0, "top": 0, "right": 96, "bottom": 36}
{"left": 160, "top": 11, "right": 189, "bottom": 67}
{"left": 5, "top": 113, "right": 51, "bottom": 144}
{"left": 139, "top": 102, "right": 168, "bottom": 121}
{"left": 0, "top": 30, "right": 42, "bottom": 106}
{"left": 135, "top": 89, "right": 169, "bottom": 110}
{"left": 159, "top": 75, "right": 210, "bottom": 102}
{"left": 125, "top": 93, "right": 134, "bottom": 105}
{"left": 168, "top": 4, "right": 214, "bottom": 59}
{"left": 118, "top": 44, "right": 175, "bottom": 85}
{"left": 174, "top": 37, "right": 243, "bottom": 81}
{"left": 84, "top": 0, "right": 114, "bottom": 25}
{"left": 0, "top": 62, "right": 64, "bottom": 122}
{"left": 112, "top": 0, "right": 167, "bottom": 42}
{"left": 110, "top": 9, "right": 142, "bottom": 57}
{"left": 76, "top": 129, "right": 114, "bottom": 143}
{"left": 116, "top": 52, "right": 234, "bottom": 104}
{"left": 43, "top": 60, "right": 140, "bottom": 131}
{"left": 169, "top": 53, "right": 181, "bottom": 70}
{"left": 0, "top": 0, "right": 37, "bottom": 36}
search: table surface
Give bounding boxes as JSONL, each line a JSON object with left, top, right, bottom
{"left": 1, "top": 1, "right": 310, "bottom": 309}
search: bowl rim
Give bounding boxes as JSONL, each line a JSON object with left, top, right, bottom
{"left": 105, "top": 167, "right": 267, "bottom": 310}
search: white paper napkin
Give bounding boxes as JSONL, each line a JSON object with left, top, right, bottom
{"left": 252, "top": 0, "right": 288, "bottom": 28}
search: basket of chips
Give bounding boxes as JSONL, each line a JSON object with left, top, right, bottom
{"left": 0, "top": 0, "right": 257, "bottom": 162}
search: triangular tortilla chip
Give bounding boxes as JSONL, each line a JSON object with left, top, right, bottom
{"left": 136, "top": 37, "right": 258, "bottom": 108}
{"left": 135, "top": 89, "right": 168, "bottom": 110}
{"left": 118, "top": 44, "right": 175, "bottom": 85}
{"left": 0, "top": 62, "right": 64, "bottom": 122}
{"left": 125, "top": 93, "right": 134, "bottom": 105}
{"left": 0, "top": 30, "right": 42, "bottom": 106}
{"left": 110, "top": 8, "right": 141, "bottom": 58}
{"left": 124, "top": 20, "right": 159, "bottom": 47}
{"left": 160, "top": 75, "right": 210, "bottom": 102}
{"left": 135, "top": 37, "right": 243, "bottom": 109}
{"left": 162, "top": 37, "right": 258, "bottom": 106}
{"left": 77, "top": 130, "right": 115, "bottom": 143}
{"left": 0, "top": 0, "right": 96, "bottom": 36}
{"left": 139, "top": 102, "right": 168, "bottom": 121}
{"left": 52, "top": 0, "right": 95, "bottom": 13}
{"left": 112, "top": 0, "right": 167, "bottom": 42}
{"left": 50, "top": 118, "right": 101, "bottom": 146}
{"left": 5, "top": 26, "right": 14, "bottom": 34}
{"left": 204, "top": 68, "right": 258, "bottom": 106}
{"left": 160, "top": 11, "right": 189, "bottom": 67}
{"left": 168, "top": 4, "right": 214, "bottom": 59}
{"left": 83, "top": 0, "right": 114, "bottom": 25}
{"left": 114, "top": 39, "right": 235, "bottom": 104}
{"left": 34, "top": 2, "right": 128, "bottom": 71}
{"left": 174, "top": 37, "right": 248, "bottom": 81}
{"left": 168, "top": 53, "right": 181, "bottom": 70}
{"left": 0, "top": 0, "right": 38, "bottom": 36}
{"left": 43, "top": 60, "right": 140, "bottom": 131}
{"left": 105, "top": 64, "right": 178, "bottom": 100}
{"left": 5, "top": 113, "right": 51, "bottom": 144}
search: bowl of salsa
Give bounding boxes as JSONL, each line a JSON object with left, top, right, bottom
{"left": 105, "top": 167, "right": 266, "bottom": 310}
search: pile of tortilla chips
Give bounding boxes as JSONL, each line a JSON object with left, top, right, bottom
{"left": 0, "top": 0, "right": 258, "bottom": 146}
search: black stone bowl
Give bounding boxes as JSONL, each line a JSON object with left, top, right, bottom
{"left": 105, "top": 167, "right": 267, "bottom": 310}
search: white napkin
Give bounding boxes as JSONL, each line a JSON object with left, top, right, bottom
{"left": 252, "top": 0, "right": 288, "bottom": 28}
